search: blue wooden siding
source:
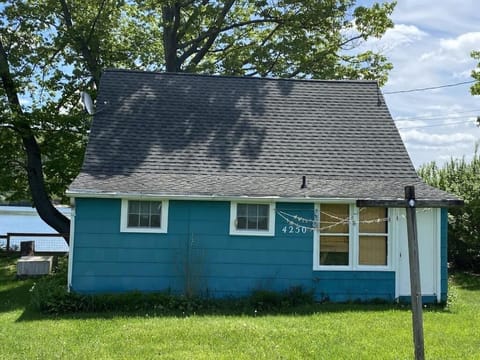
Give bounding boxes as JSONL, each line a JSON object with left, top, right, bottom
{"left": 72, "top": 198, "right": 394, "bottom": 301}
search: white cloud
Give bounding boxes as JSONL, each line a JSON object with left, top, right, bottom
{"left": 440, "top": 32, "right": 480, "bottom": 52}
{"left": 391, "top": 0, "right": 480, "bottom": 35}
{"left": 395, "top": 119, "right": 427, "bottom": 129}
{"left": 355, "top": 1, "right": 479, "bottom": 166}
{"left": 453, "top": 70, "right": 474, "bottom": 79}
{"left": 428, "top": 32, "right": 480, "bottom": 68}
{"left": 400, "top": 129, "right": 476, "bottom": 146}
{"left": 381, "top": 24, "right": 428, "bottom": 48}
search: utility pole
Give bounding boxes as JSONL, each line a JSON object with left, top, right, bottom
{"left": 405, "top": 186, "right": 424, "bottom": 360}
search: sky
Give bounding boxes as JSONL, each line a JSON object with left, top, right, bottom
{"left": 364, "top": 0, "right": 480, "bottom": 168}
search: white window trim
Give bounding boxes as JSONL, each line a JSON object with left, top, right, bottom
{"left": 313, "top": 204, "right": 391, "bottom": 271}
{"left": 313, "top": 203, "right": 354, "bottom": 271}
{"left": 354, "top": 206, "right": 391, "bottom": 271}
{"left": 120, "top": 199, "right": 169, "bottom": 233}
{"left": 229, "top": 201, "right": 275, "bottom": 236}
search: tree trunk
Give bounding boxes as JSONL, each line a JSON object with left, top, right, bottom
{"left": 22, "top": 129, "right": 71, "bottom": 241}
{"left": 162, "top": 4, "right": 181, "bottom": 72}
{"left": 0, "top": 39, "right": 70, "bottom": 243}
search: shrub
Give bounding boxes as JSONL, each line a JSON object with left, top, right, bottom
{"left": 30, "top": 260, "right": 315, "bottom": 315}
{"left": 250, "top": 286, "right": 314, "bottom": 312}
{"left": 250, "top": 289, "right": 283, "bottom": 311}
{"left": 29, "top": 256, "right": 84, "bottom": 313}
{"left": 284, "top": 285, "right": 315, "bottom": 306}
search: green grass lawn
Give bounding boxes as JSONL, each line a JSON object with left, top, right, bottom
{"left": 1, "top": 254, "right": 479, "bottom": 360}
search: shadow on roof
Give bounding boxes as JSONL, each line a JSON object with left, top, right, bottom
{"left": 83, "top": 73, "right": 294, "bottom": 177}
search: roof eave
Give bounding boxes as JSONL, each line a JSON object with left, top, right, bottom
{"left": 66, "top": 189, "right": 357, "bottom": 203}
{"left": 66, "top": 189, "right": 461, "bottom": 206}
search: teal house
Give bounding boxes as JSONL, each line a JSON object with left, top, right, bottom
{"left": 67, "top": 70, "right": 459, "bottom": 302}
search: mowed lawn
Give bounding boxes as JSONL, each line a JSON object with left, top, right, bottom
{"left": 0, "top": 254, "right": 479, "bottom": 360}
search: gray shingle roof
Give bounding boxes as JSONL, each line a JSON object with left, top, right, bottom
{"left": 69, "top": 69, "right": 456, "bottom": 201}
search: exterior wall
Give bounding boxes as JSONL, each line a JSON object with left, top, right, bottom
{"left": 71, "top": 198, "right": 448, "bottom": 302}
{"left": 395, "top": 208, "right": 448, "bottom": 303}
{"left": 440, "top": 208, "right": 448, "bottom": 302}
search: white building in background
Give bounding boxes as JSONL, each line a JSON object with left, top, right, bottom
{"left": 0, "top": 206, "right": 70, "bottom": 252}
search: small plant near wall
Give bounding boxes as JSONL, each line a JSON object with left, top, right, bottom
{"left": 29, "top": 258, "right": 316, "bottom": 315}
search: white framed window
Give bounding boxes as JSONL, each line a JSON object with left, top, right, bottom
{"left": 229, "top": 202, "right": 275, "bottom": 236}
{"left": 316, "top": 203, "right": 352, "bottom": 270}
{"left": 357, "top": 207, "right": 389, "bottom": 268}
{"left": 120, "top": 199, "right": 169, "bottom": 233}
{"left": 313, "top": 203, "right": 390, "bottom": 271}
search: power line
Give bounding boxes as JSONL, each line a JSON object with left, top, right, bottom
{"left": 397, "top": 119, "right": 476, "bottom": 130}
{"left": 383, "top": 80, "right": 476, "bottom": 95}
{"left": 394, "top": 109, "right": 480, "bottom": 122}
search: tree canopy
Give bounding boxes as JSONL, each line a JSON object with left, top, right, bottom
{"left": 0, "top": 0, "right": 396, "bottom": 240}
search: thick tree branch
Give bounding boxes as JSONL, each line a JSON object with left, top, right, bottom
{"left": 176, "top": 1, "right": 208, "bottom": 42}
{"left": 259, "top": 52, "right": 282, "bottom": 77}
{"left": 339, "top": 33, "right": 364, "bottom": 50}
{"left": 59, "top": 0, "right": 101, "bottom": 87}
{"left": 86, "top": 0, "right": 107, "bottom": 44}
{"left": 260, "top": 23, "right": 282, "bottom": 47}
{"left": 0, "top": 40, "right": 22, "bottom": 112}
{"left": 179, "top": 15, "right": 284, "bottom": 70}
{"left": 0, "top": 38, "right": 70, "bottom": 242}
{"left": 182, "top": 0, "right": 236, "bottom": 70}
{"left": 179, "top": 17, "right": 283, "bottom": 51}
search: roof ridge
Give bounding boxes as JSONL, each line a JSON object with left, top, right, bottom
{"left": 102, "top": 68, "right": 380, "bottom": 85}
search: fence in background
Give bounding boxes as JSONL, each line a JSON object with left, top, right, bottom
{"left": 0, "top": 233, "right": 68, "bottom": 253}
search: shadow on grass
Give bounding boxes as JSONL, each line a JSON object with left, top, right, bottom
{"left": 0, "top": 253, "right": 20, "bottom": 278}
{"left": 0, "top": 253, "right": 36, "bottom": 313}
{"left": 0, "top": 282, "right": 35, "bottom": 313}
{"left": 15, "top": 303, "right": 410, "bottom": 322}
{"left": 450, "top": 271, "right": 480, "bottom": 291}
{"left": 14, "top": 297, "right": 452, "bottom": 323}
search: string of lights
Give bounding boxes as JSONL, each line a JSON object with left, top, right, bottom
{"left": 276, "top": 208, "right": 434, "bottom": 233}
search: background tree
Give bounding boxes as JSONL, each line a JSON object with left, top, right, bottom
{"left": 418, "top": 147, "right": 480, "bottom": 272}
{"left": 0, "top": 0, "right": 130, "bottom": 240}
{"left": 0, "top": 0, "right": 396, "bottom": 242}
{"left": 471, "top": 50, "right": 480, "bottom": 95}
{"left": 121, "top": 0, "right": 395, "bottom": 82}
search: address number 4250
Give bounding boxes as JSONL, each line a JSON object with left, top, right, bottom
{"left": 281, "top": 225, "right": 308, "bottom": 234}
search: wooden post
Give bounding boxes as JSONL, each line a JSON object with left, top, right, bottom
{"left": 356, "top": 186, "right": 463, "bottom": 360}
{"left": 20, "top": 241, "right": 35, "bottom": 256}
{"left": 405, "top": 186, "right": 425, "bottom": 360}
